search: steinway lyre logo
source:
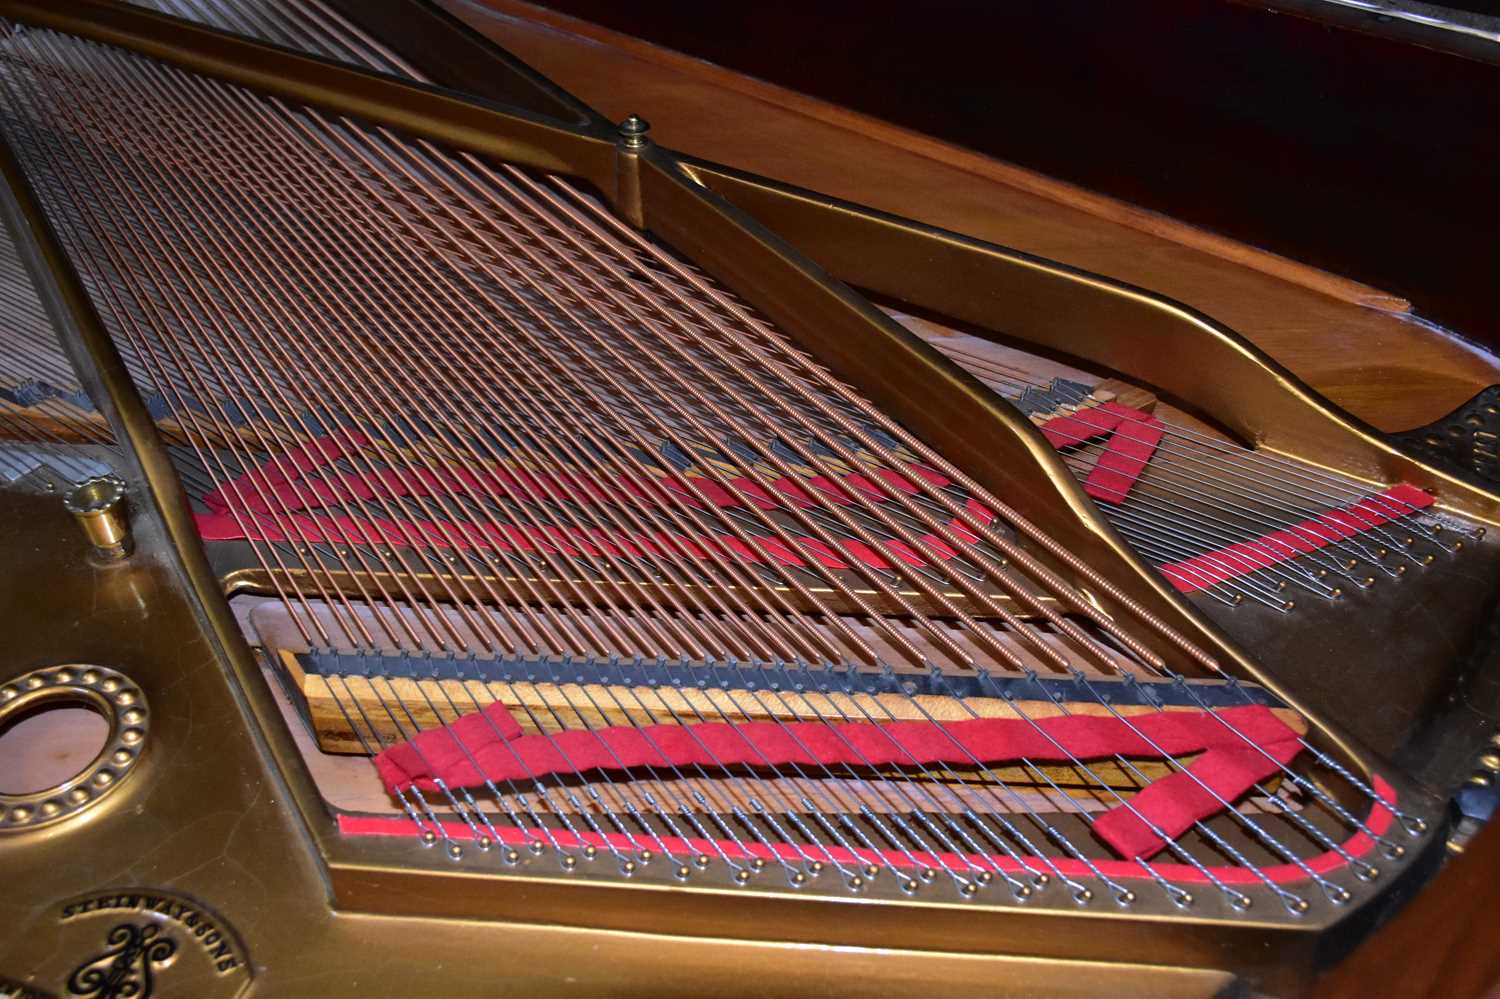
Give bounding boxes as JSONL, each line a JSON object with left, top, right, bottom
{"left": 65, "top": 923, "right": 176, "bottom": 999}
{"left": 44, "top": 890, "right": 249, "bottom": 998}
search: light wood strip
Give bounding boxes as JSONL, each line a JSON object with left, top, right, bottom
{"left": 281, "top": 651, "right": 1306, "bottom": 800}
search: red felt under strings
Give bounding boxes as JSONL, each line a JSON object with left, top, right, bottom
{"left": 374, "top": 701, "right": 1303, "bottom": 860}
{"left": 195, "top": 433, "right": 997, "bottom": 572}
{"left": 1037, "top": 401, "right": 1163, "bottom": 504}
{"left": 338, "top": 772, "right": 1398, "bottom": 886}
{"left": 1161, "top": 484, "right": 1434, "bottom": 593}
{"left": 1034, "top": 403, "right": 1437, "bottom": 589}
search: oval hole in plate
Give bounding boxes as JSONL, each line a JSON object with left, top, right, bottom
{"left": 0, "top": 701, "right": 110, "bottom": 794}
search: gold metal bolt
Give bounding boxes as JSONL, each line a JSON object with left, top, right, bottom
{"left": 63, "top": 475, "right": 131, "bottom": 560}
{"left": 618, "top": 114, "right": 651, "bottom": 150}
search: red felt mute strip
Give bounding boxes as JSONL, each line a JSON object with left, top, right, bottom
{"left": 202, "top": 435, "right": 961, "bottom": 519}
{"left": 1037, "top": 402, "right": 1163, "bottom": 505}
{"left": 375, "top": 702, "right": 1303, "bottom": 860}
{"left": 193, "top": 507, "right": 934, "bottom": 573}
{"left": 1161, "top": 484, "right": 1434, "bottom": 594}
{"left": 196, "top": 434, "right": 998, "bottom": 571}
{"left": 338, "top": 773, "right": 1394, "bottom": 885}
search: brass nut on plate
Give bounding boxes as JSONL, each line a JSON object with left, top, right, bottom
{"left": 618, "top": 113, "right": 650, "bottom": 149}
{"left": 0, "top": 664, "right": 148, "bottom": 832}
{"left": 62, "top": 474, "right": 131, "bottom": 560}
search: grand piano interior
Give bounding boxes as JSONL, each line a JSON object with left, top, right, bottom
{"left": 1, "top": 1, "right": 1499, "bottom": 996}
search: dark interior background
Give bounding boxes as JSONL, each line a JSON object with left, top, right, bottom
{"left": 1431, "top": 1, "right": 1500, "bottom": 16}
{"left": 525, "top": 0, "right": 1500, "bottom": 354}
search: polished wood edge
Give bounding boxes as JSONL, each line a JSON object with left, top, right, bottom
{"left": 1314, "top": 815, "right": 1500, "bottom": 998}
{"left": 455, "top": 0, "right": 1411, "bottom": 315}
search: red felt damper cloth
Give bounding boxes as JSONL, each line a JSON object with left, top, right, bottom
{"left": 1160, "top": 484, "right": 1434, "bottom": 593}
{"left": 1083, "top": 404, "right": 1165, "bottom": 504}
{"left": 204, "top": 433, "right": 957, "bottom": 521}
{"left": 374, "top": 702, "right": 1303, "bottom": 860}
{"left": 1037, "top": 402, "right": 1162, "bottom": 504}
{"left": 197, "top": 435, "right": 996, "bottom": 573}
